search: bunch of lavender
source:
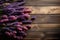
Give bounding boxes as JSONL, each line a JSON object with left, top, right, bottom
{"left": 0, "top": 0, "right": 35, "bottom": 40}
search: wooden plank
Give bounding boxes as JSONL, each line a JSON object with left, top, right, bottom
{"left": 46, "top": 34, "right": 60, "bottom": 38}
{"left": 24, "top": 38, "right": 40, "bottom": 40}
{"left": 30, "top": 24, "right": 60, "bottom": 30}
{"left": 45, "top": 38, "right": 60, "bottom": 40}
{"left": 25, "top": 0, "right": 60, "bottom": 6}
{"left": 25, "top": 6, "right": 60, "bottom": 14}
{"left": 31, "top": 14, "right": 60, "bottom": 24}
{"left": 47, "top": 32, "right": 60, "bottom": 34}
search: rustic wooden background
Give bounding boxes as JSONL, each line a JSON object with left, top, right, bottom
{"left": 24, "top": 0, "right": 60, "bottom": 40}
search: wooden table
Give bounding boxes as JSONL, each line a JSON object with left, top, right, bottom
{"left": 24, "top": 0, "right": 60, "bottom": 40}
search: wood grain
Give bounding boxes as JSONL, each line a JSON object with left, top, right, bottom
{"left": 25, "top": 6, "right": 60, "bottom": 14}
{"left": 30, "top": 14, "right": 60, "bottom": 24}
{"left": 25, "top": 0, "right": 60, "bottom": 6}
{"left": 24, "top": 0, "right": 60, "bottom": 40}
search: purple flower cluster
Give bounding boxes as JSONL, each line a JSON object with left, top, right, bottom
{"left": 0, "top": 0, "right": 35, "bottom": 40}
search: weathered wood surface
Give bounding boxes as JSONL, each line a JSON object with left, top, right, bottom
{"left": 31, "top": 14, "right": 60, "bottom": 24}
{"left": 24, "top": 0, "right": 60, "bottom": 40}
{"left": 25, "top": 0, "right": 60, "bottom": 6}
{"left": 25, "top": 6, "right": 60, "bottom": 14}
{"left": 24, "top": 24, "right": 60, "bottom": 40}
